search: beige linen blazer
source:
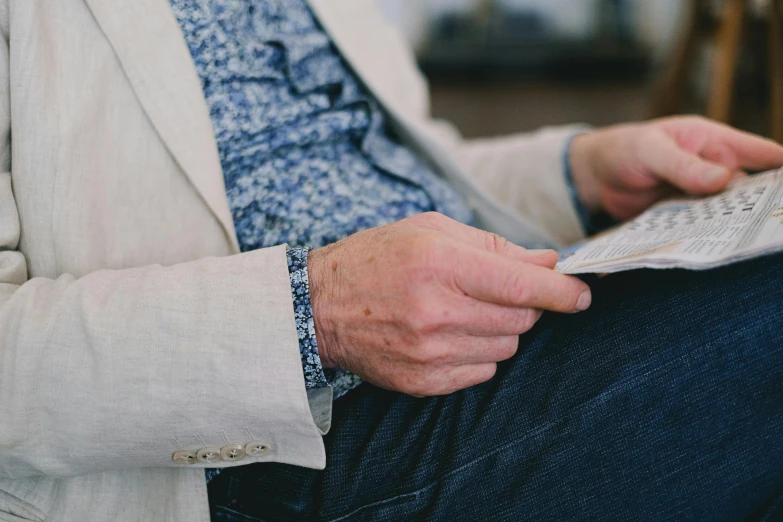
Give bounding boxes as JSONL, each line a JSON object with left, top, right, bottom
{"left": 0, "top": 0, "right": 587, "bottom": 520}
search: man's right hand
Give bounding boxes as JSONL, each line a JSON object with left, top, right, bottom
{"left": 307, "top": 213, "right": 592, "bottom": 397}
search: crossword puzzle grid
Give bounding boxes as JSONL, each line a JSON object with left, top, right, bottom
{"left": 625, "top": 185, "right": 769, "bottom": 235}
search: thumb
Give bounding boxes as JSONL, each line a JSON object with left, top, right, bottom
{"left": 645, "top": 132, "right": 733, "bottom": 195}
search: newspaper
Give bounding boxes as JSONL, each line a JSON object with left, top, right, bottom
{"left": 556, "top": 169, "right": 783, "bottom": 275}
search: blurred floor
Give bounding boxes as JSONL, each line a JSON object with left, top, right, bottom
{"left": 429, "top": 80, "right": 652, "bottom": 138}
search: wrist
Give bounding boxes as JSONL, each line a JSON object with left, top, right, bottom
{"left": 568, "top": 133, "right": 603, "bottom": 215}
{"left": 307, "top": 246, "right": 340, "bottom": 369}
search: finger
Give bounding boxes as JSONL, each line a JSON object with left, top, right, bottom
{"left": 394, "top": 362, "right": 498, "bottom": 396}
{"left": 516, "top": 249, "right": 560, "bottom": 268}
{"left": 446, "top": 299, "right": 544, "bottom": 337}
{"left": 432, "top": 334, "right": 520, "bottom": 365}
{"left": 451, "top": 224, "right": 559, "bottom": 268}
{"left": 641, "top": 131, "right": 733, "bottom": 195}
{"left": 450, "top": 246, "right": 592, "bottom": 313}
{"left": 683, "top": 118, "right": 783, "bottom": 170}
{"left": 412, "top": 213, "right": 559, "bottom": 268}
{"left": 429, "top": 363, "right": 498, "bottom": 395}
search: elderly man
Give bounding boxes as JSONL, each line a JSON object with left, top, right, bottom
{"left": 0, "top": 1, "right": 782, "bottom": 521}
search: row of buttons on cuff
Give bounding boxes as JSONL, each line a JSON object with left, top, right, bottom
{"left": 172, "top": 441, "right": 271, "bottom": 465}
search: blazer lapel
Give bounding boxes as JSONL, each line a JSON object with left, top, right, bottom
{"left": 308, "top": 0, "right": 403, "bottom": 120}
{"left": 84, "top": 0, "right": 240, "bottom": 253}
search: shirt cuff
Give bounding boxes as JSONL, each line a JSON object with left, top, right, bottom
{"left": 287, "top": 247, "right": 330, "bottom": 389}
{"left": 563, "top": 133, "right": 617, "bottom": 236}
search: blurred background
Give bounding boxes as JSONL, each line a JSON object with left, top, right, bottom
{"left": 375, "top": 0, "right": 783, "bottom": 141}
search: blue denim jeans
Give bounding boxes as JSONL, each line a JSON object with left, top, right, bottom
{"left": 208, "top": 254, "right": 783, "bottom": 521}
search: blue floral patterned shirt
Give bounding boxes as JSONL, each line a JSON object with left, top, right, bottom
{"left": 168, "top": 0, "right": 476, "bottom": 405}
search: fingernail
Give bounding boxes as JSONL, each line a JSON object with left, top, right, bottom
{"left": 576, "top": 291, "right": 592, "bottom": 312}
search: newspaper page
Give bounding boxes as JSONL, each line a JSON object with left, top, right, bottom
{"left": 556, "top": 169, "right": 783, "bottom": 275}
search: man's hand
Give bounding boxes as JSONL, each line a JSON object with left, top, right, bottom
{"left": 307, "top": 213, "right": 591, "bottom": 397}
{"left": 569, "top": 116, "right": 783, "bottom": 221}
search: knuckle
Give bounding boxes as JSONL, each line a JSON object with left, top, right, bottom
{"left": 403, "top": 374, "right": 439, "bottom": 397}
{"left": 506, "top": 272, "right": 531, "bottom": 305}
{"left": 484, "top": 232, "right": 510, "bottom": 255}
{"left": 400, "top": 300, "right": 443, "bottom": 336}
{"left": 412, "top": 211, "right": 446, "bottom": 229}
{"left": 394, "top": 319, "right": 424, "bottom": 350}
{"left": 407, "top": 341, "right": 444, "bottom": 365}
{"left": 392, "top": 302, "right": 426, "bottom": 340}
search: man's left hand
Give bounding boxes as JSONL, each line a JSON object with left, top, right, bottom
{"left": 569, "top": 116, "right": 783, "bottom": 221}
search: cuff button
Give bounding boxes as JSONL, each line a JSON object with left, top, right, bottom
{"left": 172, "top": 450, "right": 198, "bottom": 465}
{"left": 220, "top": 444, "right": 247, "bottom": 462}
{"left": 197, "top": 447, "right": 223, "bottom": 464}
{"left": 246, "top": 441, "right": 271, "bottom": 457}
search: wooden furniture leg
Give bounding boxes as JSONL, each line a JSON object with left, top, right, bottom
{"left": 708, "top": 0, "right": 746, "bottom": 123}
{"left": 769, "top": 0, "right": 783, "bottom": 142}
{"left": 652, "top": 0, "right": 706, "bottom": 117}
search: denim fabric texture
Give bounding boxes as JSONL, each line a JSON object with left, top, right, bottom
{"left": 208, "top": 253, "right": 783, "bottom": 521}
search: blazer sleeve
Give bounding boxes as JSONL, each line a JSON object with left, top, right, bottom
{"left": 0, "top": 7, "right": 327, "bottom": 480}
{"left": 435, "top": 120, "right": 590, "bottom": 246}
{"left": 417, "top": 115, "right": 590, "bottom": 248}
